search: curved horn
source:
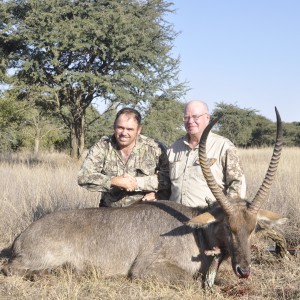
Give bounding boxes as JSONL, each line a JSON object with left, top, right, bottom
{"left": 198, "top": 115, "right": 235, "bottom": 216}
{"left": 249, "top": 107, "right": 283, "bottom": 214}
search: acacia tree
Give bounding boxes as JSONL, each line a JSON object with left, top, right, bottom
{"left": 1, "top": 0, "right": 185, "bottom": 158}
{"left": 0, "top": 95, "right": 26, "bottom": 151}
{"left": 0, "top": 89, "right": 68, "bottom": 153}
{"left": 212, "top": 102, "right": 258, "bottom": 147}
{"left": 142, "top": 97, "right": 185, "bottom": 146}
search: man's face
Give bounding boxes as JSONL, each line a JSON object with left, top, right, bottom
{"left": 183, "top": 103, "right": 210, "bottom": 137}
{"left": 114, "top": 114, "right": 141, "bottom": 149}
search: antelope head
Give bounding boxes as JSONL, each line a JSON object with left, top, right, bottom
{"left": 189, "top": 107, "right": 285, "bottom": 279}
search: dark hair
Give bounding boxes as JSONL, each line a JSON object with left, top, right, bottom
{"left": 114, "top": 107, "right": 142, "bottom": 127}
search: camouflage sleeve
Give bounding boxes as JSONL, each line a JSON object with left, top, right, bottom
{"left": 156, "top": 147, "right": 171, "bottom": 200}
{"left": 78, "top": 140, "right": 112, "bottom": 192}
{"left": 135, "top": 144, "right": 171, "bottom": 199}
{"left": 222, "top": 147, "right": 246, "bottom": 199}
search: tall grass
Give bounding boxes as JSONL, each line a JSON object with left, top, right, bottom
{"left": 239, "top": 147, "right": 300, "bottom": 246}
{"left": 0, "top": 149, "right": 299, "bottom": 299}
{"left": 0, "top": 152, "right": 98, "bottom": 246}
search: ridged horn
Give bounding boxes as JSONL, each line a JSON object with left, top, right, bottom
{"left": 198, "top": 115, "right": 235, "bottom": 216}
{"left": 249, "top": 107, "right": 283, "bottom": 214}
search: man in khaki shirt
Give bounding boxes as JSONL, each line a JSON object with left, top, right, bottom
{"left": 167, "top": 100, "right": 246, "bottom": 207}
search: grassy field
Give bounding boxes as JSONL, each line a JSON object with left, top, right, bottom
{"left": 0, "top": 148, "right": 299, "bottom": 300}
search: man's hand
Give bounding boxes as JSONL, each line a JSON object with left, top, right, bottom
{"left": 111, "top": 174, "right": 138, "bottom": 191}
{"left": 142, "top": 192, "right": 157, "bottom": 202}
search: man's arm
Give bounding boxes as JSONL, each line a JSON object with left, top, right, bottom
{"left": 78, "top": 139, "right": 139, "bottom": 193}
{"left": 223, "top": 147, "right": 246, "bottom": 199}
{"left": 138, "top": 146, "right": 171, "bottom": 201}
{"left": 78, "top": 140, "right": 113, "bottom": 192}
{"left": 111, "top": 173, "right": 138, "bottom": 191}
{"left": 134, "top": 143, "right": 171, "bottom": 198}
{"left": 156, "top": 148, "right": 171, "bottom": 199}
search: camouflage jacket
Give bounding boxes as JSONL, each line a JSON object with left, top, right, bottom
{"left": 78, "top": 134, "right": 171, "bottom": 207}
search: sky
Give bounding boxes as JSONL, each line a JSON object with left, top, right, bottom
{"left": 167, "top": 0, "right": 300, "bottom": 122}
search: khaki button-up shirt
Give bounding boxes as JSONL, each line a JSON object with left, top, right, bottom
{"left": 167, "top": 132, "right": 246, "bottom": 207}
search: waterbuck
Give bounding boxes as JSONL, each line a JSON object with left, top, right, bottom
{"left": 1, "top": 107, "right": 286, "bottom": 287}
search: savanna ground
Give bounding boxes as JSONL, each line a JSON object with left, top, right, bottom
{"left": 0, "top": 148, "right": 299, "bottom": 300}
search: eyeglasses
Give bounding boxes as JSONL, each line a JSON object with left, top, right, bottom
{"left": 183, "top": 113, "right": 207, "bottom": 122}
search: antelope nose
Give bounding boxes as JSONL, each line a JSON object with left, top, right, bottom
{"left": 236, "top": 265, "right": 251, "bottom": 278}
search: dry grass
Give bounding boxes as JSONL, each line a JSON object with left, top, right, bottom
{"left": 0, "top": 149, "right": 299, "bottom": 300}
{"left": 239, "top": 147, "right": 300, "bottom": 247}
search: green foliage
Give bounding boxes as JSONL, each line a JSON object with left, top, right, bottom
{"left": 211, "top": 102, "right": 300, "bottom": 148}
{"left": 1, "top": 1, "right": 299, "bottom": 151}
{"left": 212, "top": 102, "right": 258, "bottom": 147}
{"left": 249, "top": 115, "right": 276, "bottom": 147}
{"left": 0, "top": 90, "right": 68, "bottom": 153}
{"left": 143, "top": 97, "right": 185, "bottom": 146}
{"left": 1, "top": 0, "right": 186, "bottom": 158}
{"left": 84, "top": 104, "right": 116, "bottom": 149}
{"left": 283, "top": 122, "right": 300, "bottom": 147}
{"left": 0, "top": 96, "right": 27, "bottom": 151}
{"left": 0, "top": 98, "right": 23, "bottom": 127}
{"left": 295, "top": 132, "right": 300, "bottom": 146}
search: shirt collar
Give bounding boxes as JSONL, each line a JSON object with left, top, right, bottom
{"left": 182, "top": 134, "right": 199, "bottom": 149}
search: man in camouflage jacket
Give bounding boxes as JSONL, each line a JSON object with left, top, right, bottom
{"left": 78, "top": 107, "right": 170, "bottom": 207}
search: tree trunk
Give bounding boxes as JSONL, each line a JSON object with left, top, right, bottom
{"left": 34, "top": 127, "right": 41, "bottom": 157}
{"left": 78, "top": 114, "right": 85, "bottom": 158}
{"left": 69, "top": 115, "right": 85, "bottom": 160}
{"left": 70, "top": 126, "right": 79, "bottom": 159}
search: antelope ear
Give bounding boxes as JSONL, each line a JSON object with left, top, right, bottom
{"left": 258, "top": 210, "right": 288, "bottom": 225}
{"left": 186, "top": 212, "right": 217, "bottom": 228}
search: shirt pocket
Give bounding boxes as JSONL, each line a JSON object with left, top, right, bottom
{"left": 101, "top": 159, "right": 119, "bottom": 176}
{"left": 136, "top": 159, "right": 157, "bottom": 176}
{"left": 135, "top": 168, "right": 150, "bottom": 177}
{"left": 190, "top": 157, "right": 217, "bottom": 177}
